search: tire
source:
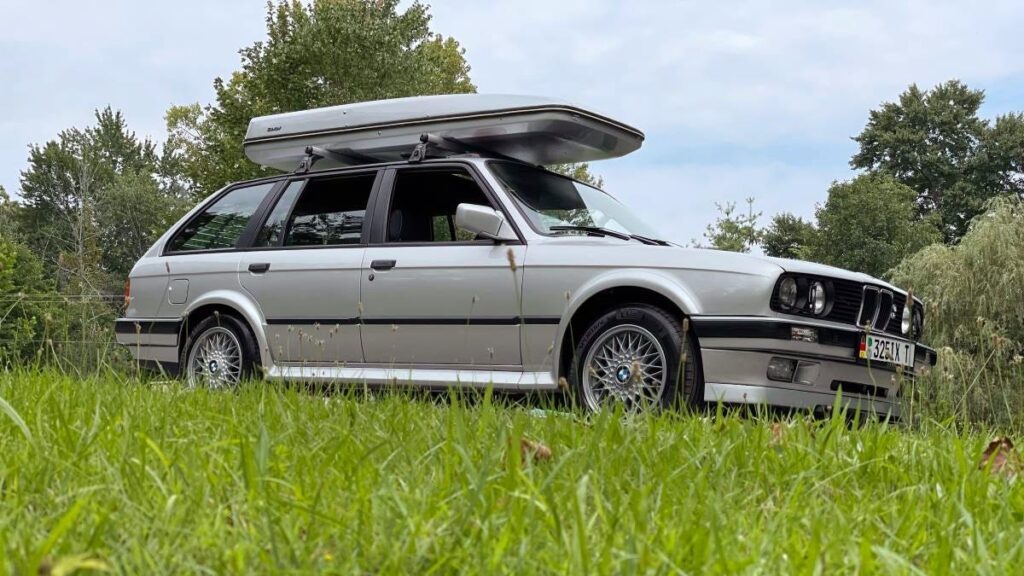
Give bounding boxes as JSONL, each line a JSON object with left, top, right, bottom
{"left": 180, "top": 312, "right": 259, "bottom": 389}
{"left": 570, "top": 304, "right": 702, "bottom": 412}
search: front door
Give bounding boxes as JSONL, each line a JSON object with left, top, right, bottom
{"left": 360, "top": 166, "right": 525, "bottom": 366}
{"left": 238, "top": 171, "right": 379, "bottom": 364}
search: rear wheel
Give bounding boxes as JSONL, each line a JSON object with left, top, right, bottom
{"left": 181, "top": 313, "right": 258, "bottom": 389}
{"left": 571, "top": 304, "right": 701, "bottom": 412}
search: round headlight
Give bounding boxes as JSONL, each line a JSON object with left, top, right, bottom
{"left": 901, "top": 304, "right": 912, "bottom": 335}
{"left": 778, "top": 277, "right": 798, "bottom": 309}
{"left": 809, "top": 281, "right": 827, "bottom": 315}
{"left": 912, "top": 307, "right": 924, "bottom": 339}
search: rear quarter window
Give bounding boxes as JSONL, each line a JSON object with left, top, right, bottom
{"left": 168, "top": 182, "right": 275, "bottom": 252}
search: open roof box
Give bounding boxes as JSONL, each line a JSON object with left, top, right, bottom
{"left": 244, "top": 94, "right": 644, "bottom": 172}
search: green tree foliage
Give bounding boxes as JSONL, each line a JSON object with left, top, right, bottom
{"left": 891, "top": 197, "right": 1024, "bottom": 355}
{"left": 550, "top": 163, "right": 604, "bottom": 188}
{"left": 0, "top": 236, "right": 54, "bottom": 364}
{"left": 0, "top": 187, "right": 20, "bottom": 240}
{"left": 698, "top": 198, "right": 761, "bottom": 253}
{"left": 808, "top": 174, "right": 941, "bottom": 277}
{"left": 761, "top": 213, "right": 817, "bottom": 260}
{"left": 166, "top": 0, "right": 476, "bottom": 197}
{"left": 17, "top": 108, "right": 186, "bottom": 291}
{"left": 852, "top": 80, "right": 1024, "bottom": 240}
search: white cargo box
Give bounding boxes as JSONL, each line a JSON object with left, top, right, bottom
{"left": 244, "top": 94, "right": 644, "bottom": 171}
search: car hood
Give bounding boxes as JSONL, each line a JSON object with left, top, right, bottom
{"left": 533, "top": 237, "right": 904, "bottom": 291}
{"left": 760, "top": 255, "right": 902, "bottom": 291}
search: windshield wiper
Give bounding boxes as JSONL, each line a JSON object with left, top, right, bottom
{"left": 548, "top": 225, "right": 632, "bottom": 241}
{"left": 548, "top": 225, "right": 670, "bottom": 246}
{"left": 628, "top": 233, "right": 672, "bottom": 246}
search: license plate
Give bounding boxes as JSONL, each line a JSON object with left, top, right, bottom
{"left": 859, "top": 334, "right": 915, "bottom": 368}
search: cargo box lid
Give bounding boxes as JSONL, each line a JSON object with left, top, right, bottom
{"left": 244, "top": 94, "right": 644, "bottom": 171}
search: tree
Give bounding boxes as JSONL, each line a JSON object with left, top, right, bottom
{"left": 550, "top": 162, "right": 604, "bottom": 188}
{"left": 18, "top": 108, "right": 184, "bottom": 290}
{"left": 697, "top": 197, "right": 761, "bottom": 253}
{"left": 0, "top": 235, "right": 54, "bottom": 364}
{"left": 166, "top": 0, "right": 475, "bottom": 197}
{"left": 890, "top": 197, "right": 1024, "bottom": 355}
{"left": 807, "top": 174, "right": 941, "bottom": 277}
{"left": 761, "top": 213, "right": 816, "bottom": 259}
{"left": 852, "top": 80, "right": 1024, "bottom": 240}
{"left": 0, "top": 186, "right": 20, "bottom": 240}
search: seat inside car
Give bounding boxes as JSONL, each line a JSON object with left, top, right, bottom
{"left": 387, "top": 169, "right": 490, "bottom": 243}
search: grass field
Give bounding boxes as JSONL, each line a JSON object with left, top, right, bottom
{"left": 2, "top": 370, "right": 1023, "bottom": 574}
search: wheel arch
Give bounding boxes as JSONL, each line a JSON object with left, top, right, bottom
{"left": 554, "top": 271, "right": 702, "bottom": 382}
{"left": 180, "top": 290, "right": 269, "bottom": 368}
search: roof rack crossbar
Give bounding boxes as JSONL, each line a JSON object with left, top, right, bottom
{"left": 408, "top": 133, "right": 536, "bottom": 165}
{"left": 296, "top": 145, "right": 379, "bottom": 173}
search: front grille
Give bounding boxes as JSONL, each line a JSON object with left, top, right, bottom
{"left": 827, "top": 279, "right": 863, "bottom": 325}
{"left": 855, "top": 285, "right": 905, "bottom": 336}
{"left": 772, "top": 274, "right": 922, "bottom": 339}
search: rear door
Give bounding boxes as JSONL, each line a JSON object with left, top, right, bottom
{"left": 359, "top": 165, "right": 525, "bottom": 366}
{"left": 159, "top": 180, "right": 280, "bottom": 327}
{"left": 238, "top": 170, "right": 381, "bottom": 364}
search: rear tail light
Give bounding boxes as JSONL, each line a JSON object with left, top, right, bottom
{"left": 123, "top": 279, "right": 132, "bottom": 310}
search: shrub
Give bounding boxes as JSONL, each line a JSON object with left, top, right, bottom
{"left": 891, "top": 197, "right": 1024, "bottom": 355}
{"left": 892, "top": 197, "right": 1024, "bottom": 428}
{"left": 0, "top": 236, "right": 53, "bottom": 365}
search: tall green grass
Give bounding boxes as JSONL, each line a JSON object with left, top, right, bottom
{"left": 2, "top": 370, "right": 1023, "bottom": 574}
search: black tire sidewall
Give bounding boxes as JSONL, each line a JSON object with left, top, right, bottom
{"left": 571, "top": 304, "right": 699, "bottom": 410}
{"left": 180, "top": 313, "right": 260, "bottom": 384}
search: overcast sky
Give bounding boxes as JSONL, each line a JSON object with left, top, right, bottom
{"left": 2, "top": 0, "right": 1023, "bottom": 243}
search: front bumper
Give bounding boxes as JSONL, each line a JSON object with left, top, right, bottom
{"left": 691, "top": 316, "right": 936, "bottom": 417}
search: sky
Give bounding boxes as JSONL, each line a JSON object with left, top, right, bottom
{"left": 2, "top": 0, "right": 1023, "bottom": 244}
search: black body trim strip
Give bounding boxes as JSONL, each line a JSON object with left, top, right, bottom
{"left": 264, "top": 316, "right": 561, "bottom": 326}
{"left": 692, "top": 317, "right": 937, "bottom": 367}
{"left": 692, "top": 319, "right": 860, "bottom": 348}
{"left": 115, "top": 319, "right": 182, "bottom": 335}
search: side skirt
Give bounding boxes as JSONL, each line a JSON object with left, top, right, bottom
{"left": 264, "top": 365, "right": 558, "bottom": 391}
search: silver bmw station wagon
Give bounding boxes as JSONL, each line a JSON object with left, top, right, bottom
{"left": 116, "top": 94, "right": 935, "bottom": 415}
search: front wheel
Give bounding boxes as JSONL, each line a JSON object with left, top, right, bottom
{"left": 571, "top": 304, "right": 701, "bottom": 412}
{"left": 181, "top": 314, "right": 258, "bottom": 389}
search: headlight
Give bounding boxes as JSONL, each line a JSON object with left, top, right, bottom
{"left": 912, "top": 307, "right": 924, "bottom": 339}
{"left": 901, "top": 304, "right": 912, "bottom": 335}
{"left": 778, "top": 277, "right": 798, "bottom": 309}
{"left": 773, "top": 275, "right": 832, "bottom": 317}
{"left": 809, "top": 281, "right": 827, "bottom": 315}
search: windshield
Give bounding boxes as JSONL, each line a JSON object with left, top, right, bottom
{"left": 488, "top": 162, "right": 662, "bottom": 239}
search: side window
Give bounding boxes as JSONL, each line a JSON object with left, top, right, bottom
{"left": 168, "top": 182, "right": 275, "bottom": 252}
{"left": 254, "top": 180, "right": 304, "bottom": 247}
{"left": 387, "top": 168, "right": 494, "bottom": 243}
{"left": 283, "top": 173, "right": 375, "bottom": 246}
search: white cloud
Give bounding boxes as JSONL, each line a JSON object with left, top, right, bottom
{"left": 430, "top": 0, "right": 1024, "bottom": 143}
{"left": 596, "top": 156, "right": 840, "bottom": 245}
{"left": 2, "top": 0, "right": 1022, "bottom": 243}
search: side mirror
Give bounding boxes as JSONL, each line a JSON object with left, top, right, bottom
{"left": 455, "top": 203, "right": 517, "bottom": 242}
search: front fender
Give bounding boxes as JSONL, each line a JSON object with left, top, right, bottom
{"left": 552, "top": 268, "right": 701, "bottom": 372}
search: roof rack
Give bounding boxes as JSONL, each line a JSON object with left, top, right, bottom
{"left": 295, "top": 133, "right": 534, "bottom": 173}
{"left": 407, "top": 133, "right": 534, "bottom": 165}
{"left": 296, "top": 145, "right": 380, "bottom": 173}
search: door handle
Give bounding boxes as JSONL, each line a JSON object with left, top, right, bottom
{"left": 370, "top": 259, "right": 396, "bottom": 271}
{"left": 248, "top": 262, "right": 271, "bottom": 274}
